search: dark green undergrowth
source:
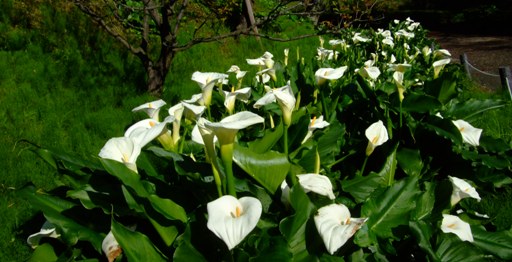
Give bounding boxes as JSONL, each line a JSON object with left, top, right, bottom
{"left": 1, "top": 2, "right": 511, "bottom": 260}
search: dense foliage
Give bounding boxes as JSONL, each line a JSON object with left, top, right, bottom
{"left": 21, "top": 18, "right": 512, "bottom": 261}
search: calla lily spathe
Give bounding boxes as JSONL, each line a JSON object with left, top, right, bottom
{"left": 317, "top": 47, "right": 338, "bottom": 61}
{"left": 254, "top": 81, "right": 296, "bottom": 126}
{"left": 102, "top": 231, "right": 122, "bottom": 262}
{"left": 452, "top": 119, "right": 482, "bottom": 146}
{"left": 99, "top": 137, "right": 141, "bottom": 172}
{"left": 441, "top": 214, "right": 474, "bottom": 242}
{"left": 27, "top": 221, "right": 60, "bottom": 249}
{"left": 191, "top": 71, "right": 228, "bottom": 106}
{"left": 449, "top": 176, "right": 481, "bottom": 206}
{"left": 207, "top": 195, "right": 262, "bottom": 250}
{"left": 281, "top": 173, "right": 336, "bottom": 205}
{"left": 222, "top": 87, "right": 251, "bottom": 115}
{"left": 131, "top": 99, "right": 166, "bottom": 121}
{"left": 246, "top": 51, "right": 274, "bottom": 69}
{"left": 124, "top": 117, "right": 174, "bottom": 149}
{"left": 205, "top": 111, "right": 264, "bottom": 146}
{"left": 302, "top": 115, "right": 330, "bottom": 143}
{"left": 314, "top": 204, "right": 367, "bottom": 254}
{"left": 365, "top": 120, "right": 389, "bottom": 156}
{"left": 433, "top": 58, "right": 451, "bottom": 79}
{"left": 315, "top": 66, "right": 348, "bottom": 86}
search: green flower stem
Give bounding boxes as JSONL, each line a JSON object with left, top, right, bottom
{"left": 399, "top": 101, "right": 403, "bottom": 128}
{"left": 220, "top": 143, "right": 236, "bottom": 197}
{"left": 359, "top": 155, "right": 369, "bottom": 177}
{"left": 320, "top": 91, "right": 329, "bottom": 121}
{"left": 283, "top": 124, "right": 297, "bottom": 186}
{"left": 283, "top": 123, "right": 289, "bottom": 156}
{"left": 211, "top": 164, "right": 223, "bottom": 197}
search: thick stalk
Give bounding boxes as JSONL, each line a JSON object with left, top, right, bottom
{"left": 220, "top": 143, "right": 236, "bottom": 197}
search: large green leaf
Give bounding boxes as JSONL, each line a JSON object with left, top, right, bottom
{"left": 342, "top": 147, "right": 397, "bottom": 203}
{"left": 100, "top": 158, "right": 149, "bottom": 197}
{"left": 361, "top": 176, "right": 421, "bottom": 238}
{"left": 18, "top": 185, "right": 77, "bottom": 213}
{"left": 443, "top": 98, "right": 508, "bottom": 121}
{"left": 435, "top": 234, "right": 486, "bottom": 262}
{"left": 249, "top": 119, "right": 284, "bottom": 154}
{"left": 28, "top": 142, "right": 103, "bottom": 172}
{"left": 111, "top": 219, "right": 167, "bottom": 261}
{"left": 402, "top": 92, "right": 442, "bottom": 113}
{"left": 411, "top": 182, "right": 435, "bottom": 221}
{"left": 396, "top": 147, "right": 424, "bottom": 177}
{"left": 233, "top": 144, "right": 290, "bottom": 194}
{"left": 316, "top": 120, "right": 344, "bottom": 165}
{"left": 279, "top": 185, "right": 317, "bottom": 261}
{"left": 148, "top": 194, "right": 187, "bottom": 223}
{"left": 471, "top": 225, "right": 512, "bottom": 260}
{"left": 409, "top": 221, "right": 438, "bottom": 260}
{"left": 27, "top": 243, "right": 59, "bottom": 262}
{"left": 423, "top": 116, "right": 462, "bottom": 144}
{"left": 173, "top": 225, "right": 207, "bottom": 262}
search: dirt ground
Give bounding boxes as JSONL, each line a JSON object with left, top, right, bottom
{"left": 429, "top": 31, "right": 512, "bottom": 73}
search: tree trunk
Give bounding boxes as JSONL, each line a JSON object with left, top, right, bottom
{"left": 146, "top": 65, "right": 165, "bottom": 96}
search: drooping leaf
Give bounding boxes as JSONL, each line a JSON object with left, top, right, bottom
{"left": 233, "top": 144, "right": 290, "bottom": 194}
{"left": 435, "top": 234, "right": 486, "bottom": 262}
{"left": 443, "top": 98, "right": 508, "bottom": 121}
{"left": 27, "top": 243, "right": 59, "bottom": 262}
{"left": 423, "top": 116, "right": 462, "bottom": 144}
{"left": 148, "top": 194, "right": 187, "bottom": 223}
{"left": 362, "top": 176, "right": 421, "bottom": 239}
{"left": 471, "top": 225, "right": 512, "bottom": 260}
{"left": 111, "top": 218, "right": 167, "bottom": 261}
{"left": 173, "top": 224, "right": 207, "bottom": 262}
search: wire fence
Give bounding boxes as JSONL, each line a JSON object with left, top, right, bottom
{"left": 460, "top": 53, "right": 512, "bottom": 100}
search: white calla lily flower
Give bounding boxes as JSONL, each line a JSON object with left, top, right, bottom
{"left": 449, "top": 176, "right": 481, "bottom": 206}
{"left": 183, "top": 93, "right": 204, "bottom": 105}
{"left": 314, "top": 204, "right": 367, "bottom": 254}
{"left": 222, "top": 87, "right": 251, "bottom": 114}
{"left": 227, "top": 65, "right": 247, "bottom": 80}
{"left": 315, "top": 66, "right": 348, "bottom": 86}
{"left": 205, "top": 111, "right": 264, "bottom": 145}
{"left": 99, "top": 137, "right": 141, "bottom": 172}
{"left": 316, "top": 47, "right": 339, "bottom": 61}
{"left": 247, "top": 51, "right": 274, "bottom": 69}
{"left": 132, "top": 99, "right": 166, "bottom": 121}
{"left": 302, "top": 115, "right": 330, "bottom": 143}
{"left": 441, "top": 214, "right": 474, "bottom": 242}
{"left": 393, "top": 71, "right": 406, "bottom": 101}
{"left": 433, "top": 58, "right": 451, "bottom": 79}
{"left": 27, "top": 221, "right": 60, "bottom": 249}
{"left": 207, "top": 195, "right": 262, "bottom": 250}
{"left": 124, "top": 117, "right": 173, "bottom": 148}
{"left": 452, "top": 119, "right": 482, "bottom": 146}
{"left": 281, "top": 173, "right": 335, "bottom": 205}
{"left": 191, "top": 71, "right": 228, "bottom": 106}
{"left": 352, "top": 32, "right": 371, "bottom": 43}
{"left": 102, "top": 231, "right": 122, "bottom": 262}
{"left": 365, "top": 120, "right": 389, "bottom": 156}
{"left": 254, "top": 81, "right": 296, "bottom": 126}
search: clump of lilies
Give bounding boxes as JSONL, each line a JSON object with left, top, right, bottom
{"left": 26, "top": 17, "right": 512, "bottom": 261}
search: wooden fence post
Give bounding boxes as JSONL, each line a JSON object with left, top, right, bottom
{"left": 499, "top": 66, "right": 512, "bottom": 100}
